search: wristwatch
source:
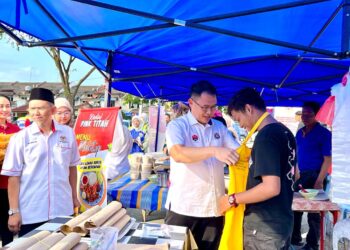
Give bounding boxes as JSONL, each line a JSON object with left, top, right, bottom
{"left": 228, "top": 194, "right": 238, "bottom": 208}
{"left": 8, "top": 208, "right": 20, "bottom": 216}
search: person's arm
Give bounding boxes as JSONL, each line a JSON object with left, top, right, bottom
{"left": 8, "top": 176, "right": 22, "bottom": 233}
{"left": 228, "top": 127, "right": 239, "bottom": 140}
{"left": 2, "top": 134, "right": 24, "bottom": 233}
{"left": 69, "top": 166, "right": 80, "bottom": 211}
{"left": 219, "top": 175, "right": 280, "bottom": 214}
{"left": 314, "top": 156, "right": 331, "bottom": 189}
{"left": 295, "top": 164, "right": 300, "bottom": 181}
{"left": 169, "top": 144, "right": 238, "bottom": 166}
{"left": 314, "top": 129, "right": 332, "bottom": 189}
{"left": 166, "top": 118, "right": 239, "bottom": 165}
{"left": 70, "top": 129, "right": 81, "bottom": 212}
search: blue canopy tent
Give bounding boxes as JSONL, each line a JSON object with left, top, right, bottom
{"left": 1, "top": 0, "right": 350, "bottom": 106}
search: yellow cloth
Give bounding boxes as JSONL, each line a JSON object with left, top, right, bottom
{"left": 219, "top": 112, "right": 269, "bottom": 250}
{"left": 0, "top": 133, "right": 14, "bottom": 163}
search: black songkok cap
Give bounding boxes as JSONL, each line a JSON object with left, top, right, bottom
{"left": 29, "top": 88, "right": 54, "bottom": 104}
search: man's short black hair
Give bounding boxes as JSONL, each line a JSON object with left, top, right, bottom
{"left": 227, "top": 87, "right": 266, "bottom": 114}
{"left": 190, "top": 80, "right": 217, "bottom": 98}
{"left": 302, "top": 101, "right": 320, "bottom": 114}
{"left": 0, "top": 95, "right": 10, "bottom": 102}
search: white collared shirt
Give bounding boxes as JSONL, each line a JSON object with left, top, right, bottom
{"left": 1, "top": 121, "right": 80, "bottom": 224}
{"left": 165, "top": 112, "right": 239, "bottom": 217}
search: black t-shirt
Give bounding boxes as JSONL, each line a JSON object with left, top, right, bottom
{"left": 244, "top": 122, "right": 296, "bottom": 237}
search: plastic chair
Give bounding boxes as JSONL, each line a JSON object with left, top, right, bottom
{"left": 333, "top": 218, "right": 350, "bottom": 250}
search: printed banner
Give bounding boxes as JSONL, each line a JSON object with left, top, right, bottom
{"left": 78, "top": 158, "right": 107, "bottom": 207}
{"left": 74, "top": 107, "right": 120, "bottom": 208}
{"left": 147, "top": 106, "right": 166, "bottom": 152}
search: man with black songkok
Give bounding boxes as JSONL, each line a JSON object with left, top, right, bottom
{"left": 1, "top": 88, "right": 80, "bottom": 237}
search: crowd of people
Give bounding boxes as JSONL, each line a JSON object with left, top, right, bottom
{"left": 0, "top": 81, "right": 331, "bottom": 250}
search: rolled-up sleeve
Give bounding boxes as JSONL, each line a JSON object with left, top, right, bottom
{"left": 223, "top": 128, "right": 240, "bottom": 149}
{"left": 166, "top": 121, "right": 185, "bottom": 151}
{"left": 70, "top": 130, "right": 81, "bottom": 167}
{"left": 1, "top": 133, "right": 24, "bottom": 176}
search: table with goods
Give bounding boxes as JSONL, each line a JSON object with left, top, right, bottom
{"left": 5, "top": 201, "right": 195, "bottom": 250}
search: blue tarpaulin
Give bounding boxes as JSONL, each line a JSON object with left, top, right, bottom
{"left": 1, "top": 0, "right": 350, "bottom": 106}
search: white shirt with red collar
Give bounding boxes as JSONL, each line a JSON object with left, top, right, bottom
{"left": 165, "top": 111, "right": 239, "bottom": 217}
{"left": 1, "top": 120, "right": 80, "bottom": 224}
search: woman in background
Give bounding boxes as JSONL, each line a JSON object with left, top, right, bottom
{"left": 129, "top": 116, "right": 145, "bottom": 154}
{"left": 54, "top": 97, "right": 74, "bottom": 126}
{"left": 0, "top": 95, "right": 20, "bottom": 247}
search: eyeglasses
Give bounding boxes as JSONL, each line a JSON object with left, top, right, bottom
{"left": 191, "top": 98, "right": 217, "bottom": 113}
{"left": 56, "top": 111, "right": 71, "bottom": 116}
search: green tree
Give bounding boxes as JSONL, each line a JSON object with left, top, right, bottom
{"left": 122, "top": 94, "right": 142, "bottom": 108}
{"left": 0, "top": 30, "right": 96, "bottom": 109}
{"left": 45, "top": 47, "right": 95, "bottom": 109}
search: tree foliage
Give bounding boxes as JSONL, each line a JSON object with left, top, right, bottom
{"left": 44, "top": 47, "right": 95, "bottom": 109}
{"left": 122, "top": 94, "right": 160, "bottom": 108}
{"left": 0, "top": 29, "right": 96, "bottom": 109}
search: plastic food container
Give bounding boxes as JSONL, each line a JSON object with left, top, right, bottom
{"left": 299, "top": 189, "right": 319, "bottom": 199}
{"left": 130, "top": 170, "right": 140, "bottom": 180}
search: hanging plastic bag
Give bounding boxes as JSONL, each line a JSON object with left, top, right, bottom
{"left": 219, "top": 112, "right": 269, "bottom": 250}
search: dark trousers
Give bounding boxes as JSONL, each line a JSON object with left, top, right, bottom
{"left": 0, "top": 189, "right": 13, "bottom": 246}
{"left": 293, "top": 212, "right": 320, "bottom": 248}
{"left": 292, "top": 170, "right": 327, "bottom": 249}
{"left": 165, "top": 210, "right": 224, "bottom": 250}
{"left": 244, "top": 226, "right": 291, "bottom": 250}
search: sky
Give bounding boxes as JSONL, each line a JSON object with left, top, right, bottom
{"left": 0, "top": 38, "right": 104, "bottom": 86}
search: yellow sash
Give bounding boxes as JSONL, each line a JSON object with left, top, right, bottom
{"left": 219, "top": 112, "right": 269, "bottom": 250}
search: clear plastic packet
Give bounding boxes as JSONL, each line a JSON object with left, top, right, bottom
{"left": 90, "top": 227, "right": 119, "bottom": 250}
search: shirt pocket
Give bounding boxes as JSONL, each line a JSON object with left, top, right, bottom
{"left": 210, "top": 131, "right": 223, "bottom": 147}
{"left": 53, "top": 143, "right": 72, "bottom": 166}
{"left": 24, "top": 141, "right": 40, "bottom": 164}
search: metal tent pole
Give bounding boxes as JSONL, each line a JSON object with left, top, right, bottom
{"left": 104, "top": 51, "right": 113, "bottom": 107}
{"left": 75, "top": 0, "right": 339, "bottom": 58}
{"left": 34, "top": 0, "right": 108, "bottom": 79}
{"left": 278, "top": 2, "right": 343, "bottom": 88}
{"left": 341, "top": 0, "right": 350, "bottom": 54}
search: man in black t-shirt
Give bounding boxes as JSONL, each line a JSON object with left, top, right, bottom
{"left": 219, "top": 88, "right": 296, "bottom": 250}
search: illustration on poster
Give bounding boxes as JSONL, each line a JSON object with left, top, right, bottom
{"left": 78, "top": 140, "right": 101, "bottom": 153}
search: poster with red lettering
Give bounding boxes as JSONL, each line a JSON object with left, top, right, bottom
{"left": 74, "top": 107, "right": 119, "bottom": 209}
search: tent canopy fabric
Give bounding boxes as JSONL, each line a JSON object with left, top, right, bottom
{"left": 1, "top": 0, "right": 349, "bottom": 106}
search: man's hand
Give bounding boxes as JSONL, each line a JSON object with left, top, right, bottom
{"left": 73, "top": 197, "right": 81, "bottom": 209}
{"left": 218, "top": 195, "right": 232, "bottom": 215}
{"left": 295, "top": 166, "right": 300, "bottom": 181}
{"left": 314, "top": 179, "right": 324, "bottom": 189}
{"left": 214, "top": 147, "right": 239, "bottom": 166}
{"left": 8, "top": 213, "right": 21, "bottom": 234}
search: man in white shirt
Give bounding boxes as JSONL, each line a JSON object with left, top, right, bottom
{"left": 165, "top": 80, "right": 239, "bottom": 250}
{"left": 1, "top": 88, "right": 80, "bottom": 237}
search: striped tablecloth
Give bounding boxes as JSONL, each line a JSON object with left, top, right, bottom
{"left": 107, "top": 174, "right": 168, "bottom": 211}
